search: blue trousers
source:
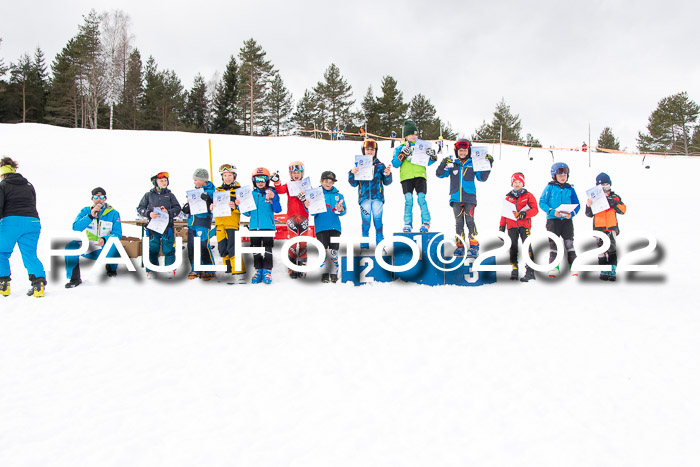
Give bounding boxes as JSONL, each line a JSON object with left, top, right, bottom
{"left": 404, "top": 192, "right": 430, "bottom": 225}
{"left": 64, "top": 240, "right": 120, "bottom": 279}
{"left": 146, "top": 230, "right": 176, "bottom": 272}
{"left": 187, "top": 226, "right": 215, "bottom": 272}
{"left": 0, "top": 216, "right": 46, "bottom": 280}
{"left": 360, "top": 199, "right": 384, "bottom": 245}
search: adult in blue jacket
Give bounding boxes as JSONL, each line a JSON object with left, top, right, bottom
{"left": 240, "top": 168, "right": 282, "bottom": 284}
{"left": 348, "top": 139, "right": 392, "bottom": 247}
{"left": 0, "top": 157, "right": 46, "bottom": 297}
{"left": 137, "top": 171, "right": 182, "bottom": 276}
{"left": 435, "top": 139, "right": 492, "bottom": 256}
{"left": 65, "top": 187, "right": 123, "bottom": 288}
{"left": 308, "top": 171, "right": 346, "bottom": 283}
{"left": 181, "top": 168, "right": 216, "bottom": 279}
{"left": 539, "top": 162, "right": 580, "bottom": 274}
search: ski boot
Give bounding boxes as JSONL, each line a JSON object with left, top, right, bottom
{"left": 467, "top": 243, "right": 479, "bottom": 258}
{"left": 520, "top": 267, "right": 536, "bottom": 282}
{"left": 187, "top": 271, "right": 200, "bottom": 280}
{"left": 0, "top": 278, "right": 9, "bottom": 297}
{"left": 251, "top": 269, "right": 263, "bottom": 284}
{"left": 106, "top": 266, "right": 117, "bottom": 278}
{"left": 510, "top": 265, "right": 519, "bottom": 281}
{"left": 65, "top": 278, "right": 82, "bottom": 289}
{"left": 608, "top": 265, "right": 617, "bottom": 282}
{"left": 321, "top": 273, "right": 330, "bottom": 283}
{"left": 330, "top": 274, "right": 338, "bottom": 283}
{"left": 200, "top": 272, "right": 215, "bottom": 281}
{"left": 454, "top": 236, "right": 465, "bottom": 257}
{"left": 548, "top": 265, "right": 560, "bottom": 278}
{"left": 403, "top": 224, "right": 412, "bottom": 233}
{"left": 27, "top": 276, "right": 46, "bottom": 298}
{"left": 420, "top": 222, "right": 430, "bottom": 233}
{"left": 262, "top": 269, "right": 272, "bottom": 284}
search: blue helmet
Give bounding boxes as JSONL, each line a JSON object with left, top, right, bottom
{"left": 551, "top": 162, "right": 570, "bottom": 180}
{"left": 596, "top": 172, "right": 611, "bottom": 186}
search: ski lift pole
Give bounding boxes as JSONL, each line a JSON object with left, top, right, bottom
{"left": 499, "top": 125, "right": 503, "bottom": 160}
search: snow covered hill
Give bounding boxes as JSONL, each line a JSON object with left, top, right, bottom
{"left": 0, "top": 124, "right": 697, "bottom": 467}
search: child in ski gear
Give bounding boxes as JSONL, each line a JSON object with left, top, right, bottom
{"left": 214, "top": 164, "right": 245, "bottom": 284}
{"left": 539, "top": 162, "right": 580, "bottom": 277}
{"left": 392, "top": 120, "right": 437, "bottom": 232}
{"left": 435, "top": 139, "right": 493, "bottom": 257}
{"left": 239, "top": 167, "right": 281, "bottom": 284}
{"left": 499, "top": 173, "right": 539, "bottom": 282}
{"left": 137, "top": 171, "right": 182, "bottom": 276}
{"left": 0, "top": 157, "right": 47, "bottom": 297}
{"left": 348, "top": 139, "right": 392, "bottom": 248}
{"left": 306, "top": 171, "right": 346, "bottom": 283}
{"left": 274, "top": 161, "right": 311, "bottom": 278}
{"left": 64, "top": 187, "right": 123, "bottom": 288}
{"left": 181, "top": 168, "right": 215, "bottom": 280}
{"left": 585, "top": 172, "right": 626, "bottom": 281}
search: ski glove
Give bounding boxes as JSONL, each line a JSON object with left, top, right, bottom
{"left": 200, "top": 193, "right": 210, "bottom": 202}
{"left": 517, "top": 211, "right": 527, "bottom": 220}
{"left": 270, "top": 172, "right": 280, "bottom": 183}
{"left": 426, "top": 148, "right": 437, "bottom": 161}
{"left": 486, "top": 154, "right": 494, "bottom": 166}
{"left": 296, "top": 192, "right": 306, "bottom": 203}
{"left": 499, "top": 225, "right": 506, "bottom": 233}
{"left": 182, "top": 203, "right": 190, "bottom": 215}
{"left": 397, "top": 145, "right": 412, "bottom": 161}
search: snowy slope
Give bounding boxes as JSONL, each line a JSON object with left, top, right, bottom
{"left": 0, "top": 124, "right": 698, "bottom": 467}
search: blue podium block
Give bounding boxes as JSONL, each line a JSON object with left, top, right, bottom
{"left": 445, "top": 256, "right": 497, "bottom": 286}
{"left": 392, "top": 232, "right": 445, "bottom": 286}
{"left": 341, "top": 255, "right": 393, "bottom": 285}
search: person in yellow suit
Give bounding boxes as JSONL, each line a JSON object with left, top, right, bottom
{"left": 213, "top": 164, "right": 246, "bottom": 284}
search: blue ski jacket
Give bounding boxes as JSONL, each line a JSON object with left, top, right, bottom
{"left": 187, "top": 181, "right": 216, "bottom": 229}
{"left": 435, "top": 157, "right": 490, "bottom": 205}
{"left": 244, "top": 187, "right": 282, "bottom": 230}
{"left": 312, "top": 186, "right": 347, "bottom": 233}
{"left": 72, "top": 204, "right": 123, "bottom": 243}
{"left": 539, "top": 181, "right": 580, "bottom": 219}
{"left": 347, "top": 157, "right": 392, "bottom": 203}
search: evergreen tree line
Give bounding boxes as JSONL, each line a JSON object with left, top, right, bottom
{"left": 1, "top": 11, "right": 699, "bottom": 154}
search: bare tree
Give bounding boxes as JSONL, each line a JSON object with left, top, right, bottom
{"left": 100, "top": 9, "right": 134, "bottom": 129}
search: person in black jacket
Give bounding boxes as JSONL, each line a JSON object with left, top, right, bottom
{"left": 137, "top": 171, "right": 182, "bottom": 277}
{"left": 0, "top": 157, "right": 46, "bottom": 297}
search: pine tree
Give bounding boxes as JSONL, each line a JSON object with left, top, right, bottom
{"left": 313, "top": 63, "right": 355, "bottom": 132}
{"left": 361, "top": 86, "right": 380, "bottom": 135}
{"left": 409, "top": 93, "right": 441, "bottom": 139}
{"left": 690, "top": 127, "right": 700, "bottom": 154}
{"left": 0, "top": 38, "right": 7, "bottom": 78}
{"left": 293, "top": 89, "right": 319, "bottom": 137}
{"left": 473, "top": 98, "right": 522, "bottom": 143}
{"left": 46, "top": 38, "right": 82, "bottom": 127}
{"left": 637, "top": 92, "right": 699, "bottom": 155}
{"left": 118, "top": 48, "right": 143, "bottom": 130}
{"left": 159, "top": 69, "right": 185, "bottom": 131}
{"left": 597, "top": 127, "right": 620, "bottom": 151}
{"left": 0, "top": 38, "right": 8, "bottom": 122}
{"left": 376, "top": 76, "right": 408, "bottom": 137}
{"left": 237, "top": 38, "right": 274, "bottom": 135}
{"left": 140, "top": 56, "right": 162, "bottom": 130}
{"left": 184, "top": 74, "right": 209, "bottom": 132}
{"left": 31, "top": 47, "right": 49, "bottom": 123}
{"left": 264, "top": 72, "right": 293, "bottom": 136}
{"left": 75, "top": 9, "right": 106, "bottom": 128}
{"left": 210, "top": 56, "right": 240, "bottom": 134}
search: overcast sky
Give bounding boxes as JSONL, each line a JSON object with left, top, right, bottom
{"left": 2, "top": 0, "right": 699, "bottom": 150}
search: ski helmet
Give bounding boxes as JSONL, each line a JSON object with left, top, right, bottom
{"left": 252, "top": 167, "right": 271, "bottom": 186}
{"left": 361, "top": 138, "right": 378, "bottom": 156}
{"left": 219, "top": 163, "right": 237, "bottom": 179}
{"left": 288, "top": 161, "right": 305, "bottom": 177}
{"left": 454, "top": 139, "right": 472, "bottom": 159}
{"left": 150, "top": 171, "right": 169, "bottom": 187}
{"left": 550, "top": 162, "right": 570, "bottom": 180}
{"left": 596, "top": 172, "right": 611, "bottom": 186}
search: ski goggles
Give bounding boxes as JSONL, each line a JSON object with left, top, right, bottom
{"left": 554, "top": 167, "right": 570, "bottom": 175}
{"left": 155, "top": 172, "right": 169, "bottom": 179}
{"left": 454, "top": 141, "right": 470, "bottom": 150}
{"left": 92, "top": 194, "right": 106, "bottom": 200}
{"left": 253, "top": 175, "right": 268, "bottom": 183}
{"left": 219, "top": 164, "right": 237, "bottom": 174}
{"left": 363, "top": 140, "right": 377, "bottom": 149}
{"left": 289, "top": 164, "right": 304, "bottom": 172}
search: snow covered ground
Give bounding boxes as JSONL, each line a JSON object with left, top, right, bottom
{"left": 0, "top": 123, "right": 697, "bottom": 466}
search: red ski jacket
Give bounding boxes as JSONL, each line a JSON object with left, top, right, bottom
{"left": 499, "top": 189, "right": 539, "bottom": 230}
{"left": 275, "top": 182, "right": 309, "bottom": 219}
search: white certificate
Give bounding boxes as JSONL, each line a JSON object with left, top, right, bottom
{"left": 471, "top": 146, "right": 491, "bottom": 171}
{"left": 213, "top": 191, "right": 233, "bottom": 217}
{"left": 501, "top": 200, "right": 518, "bottom": 221}
{"left": 306, "top": 187, "right": 327, "bottom": 215}
{"left": 355, "top": 155, "right": 373, "bottom": 181}
{"left": 146, "top": 207, "right": 169, "bottom": 234}
{"left": 586, "top": 185, "right": 610, "bottom": 215}
{"left": 287, "top": 177, "right": 311, "bottom": 197}
{"left": 186, "top": 188, "right": 208, "bottom": 215}
{"left": 233, "top": 186, "right": 256, "bottom": 214}
{"left": 556, "top": 203, "right": 579, "bottom": 214}
{"left": 410, "top": 139, "right": 432, "bottom": 167}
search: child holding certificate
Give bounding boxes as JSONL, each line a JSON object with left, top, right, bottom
{"left": 498, "top": 173, "right": 538, "bottom": 282}
{"left": 585, "top": 173, "right": 626, "bottom": 281}
{"left": 306, "top": 171, "right": 346, "bottom": 283}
